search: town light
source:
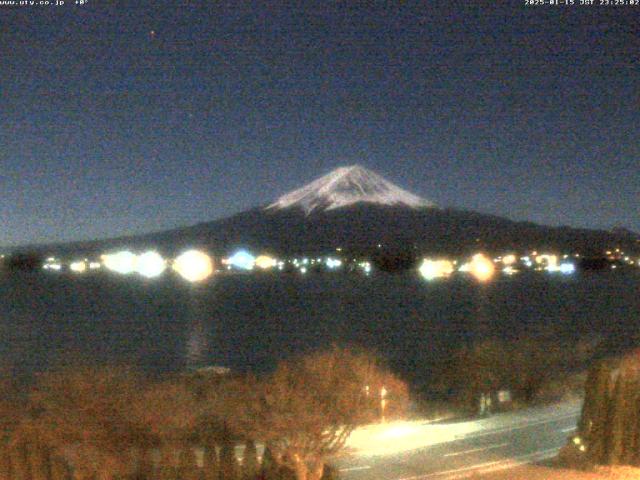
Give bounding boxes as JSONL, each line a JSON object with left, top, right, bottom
{"left": 227, "top": 250, "right": 255, "bottom": 270}
{"left": 419, "top": 259, "right": 454, "bottom": 281}
{"left": 559, "top": 262, "right": 576, "bottom": 275}
{"left": 255, "top": 254, "right": 277, "bottom": 270}
{"left": 468, "top": 253, "right": 495, "bottom": 282}
{"left": 502, "top": 254, "right": 517, "bottom": 265}
{"left": 102, "top": 251, "right": 138, "bottom": 275}
{"left": 536, "top": 254, "right": 559, "bottom": 272}
{"left": 69, "top": 261, "right": 87, "bottom": 273}
{"left": 326, "top": 258, "right": 342, "bottom": 269}
{"left": 503, "top": 266, "right": 518, "bottom": 275}
{"left": 173, "top": 250, "right": 214, "bottom": 282}
{"left": 136, "top": 251, "right": 166, "bottom": 278}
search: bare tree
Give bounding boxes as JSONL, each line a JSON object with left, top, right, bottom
{"left": 26, "top": 365, "right": 150, "bottom": 480}
{"left": 217, "top": 346, "right": 409, "bottom": 480}
{"left": 131, "top": 378, "right": 200, "bottom": 479}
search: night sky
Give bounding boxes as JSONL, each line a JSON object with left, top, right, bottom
{"left": 2, "top": 2, "right": 638, "bottom": 247}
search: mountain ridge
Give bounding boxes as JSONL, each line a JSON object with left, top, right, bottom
{"left": 6, "top": 166, "right": 639, "bottom": 258}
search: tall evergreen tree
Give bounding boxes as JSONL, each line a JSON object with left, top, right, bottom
{"left": 619, "top": 375, "right": 640, "bottom": 465}
{"left": 580, "top": 361, "right": 607, "bottom": 433}
{"left": 606, "top": 374, "right": 626, "bottom": 464}
{"left": 581, "top": 361, "right": 612, "bottom": 464}
{"left": 633, "top": 395, "right": 640, "bottom": 466}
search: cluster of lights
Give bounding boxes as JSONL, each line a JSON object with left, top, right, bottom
{"left": 43, "top": 256, "right": 62, "bottom": 271}
{"left": 572, "top": 436, "right": 587, "bottom": 453}
{"left": 359, "top": 261, "right": 372, "bottom": 275}
{"left": 605, "top": 248, "right": 639, "bottom": 267}
{"left": 503, "top": 266, "right": 518, "bottom": 276}
{"left": 44, "top": 257, "right": 101, "bottom": 273}
{"left": 326, "top": 257, "right": 342, "bottom": 269}
{"left": 291, "top": 257, "right": 311, "bottom": 274}
{"left": 420, "top": 253, "right": 496, "bottom": 282}
{"left": 536, "top": 254, "right": 558, "bottom": 271}
{"left": 42, "top": 243, "right": 640, "bottom": 283}
{"left": 100, "top": 249, "right": 214, "bottom": 282}
{"left": 101, "top": 250, "right": 167, "bottom": 278}
{"left": 514, "top": 252, "right": 577, "bottom": 275}
{"left": 219, "top": 252, "right": 352, "bottom": 275}
{"left": 417, "top": 251, "right": 581, "bottom": 281}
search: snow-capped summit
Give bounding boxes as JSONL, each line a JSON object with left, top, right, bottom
{"left": 266, "top": 165, "right": 436, "bottom": 215}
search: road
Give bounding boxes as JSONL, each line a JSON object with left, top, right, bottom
{"left": 333, "top": 401, "right": 581, "bottom": 480}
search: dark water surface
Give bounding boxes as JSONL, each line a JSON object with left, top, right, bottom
{"left": 2, "top": 270, "right": 639, "bottom": 386}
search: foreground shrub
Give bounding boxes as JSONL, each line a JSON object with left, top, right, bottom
{"left": 0, "top": 346, "right": 409, "bottom": 480}
{"left": 26, "top": 365, "right": 150, "bottom": 480}
{"left": 217, "top": 346, "right": 409, "bottom": 480}
{"left": 444, "top": 335, "right": 597, "bottom": 412}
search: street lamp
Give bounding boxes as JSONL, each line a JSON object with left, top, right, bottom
{"left": 380, "top": 386, "right": 387, "bottom": 423}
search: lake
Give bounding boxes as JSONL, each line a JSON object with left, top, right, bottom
{"left": 2, "top": 269, "right": 639, "bottom": 391}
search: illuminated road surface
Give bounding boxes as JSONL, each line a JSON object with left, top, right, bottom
{"left": 334, "top": 401, "right": 581, "bottom": 480}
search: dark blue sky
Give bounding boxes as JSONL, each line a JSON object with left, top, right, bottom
{"left": 1, "top": 2, "right": 638, "bottom": 247}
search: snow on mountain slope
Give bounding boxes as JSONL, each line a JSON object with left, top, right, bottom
{"left": 266, "top": 165, "right": 436, "bottom": 215}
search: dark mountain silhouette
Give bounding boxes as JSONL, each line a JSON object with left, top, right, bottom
{"left": 9, "top": 166, "right": 639, "bottom": 259}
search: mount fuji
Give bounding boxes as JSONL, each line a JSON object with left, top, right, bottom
{"left": 22, "top": 166, "right": 639, "bottom": 259}
{"left": 266, "top": 165, "right": 435, "bottom": 214}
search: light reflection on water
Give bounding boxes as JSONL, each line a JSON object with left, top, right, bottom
{"left": 186, "top": 320, "right": 208, "bottom": 370}
{"left": 184, "top": 288, "right": 212, "bottom": 371}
